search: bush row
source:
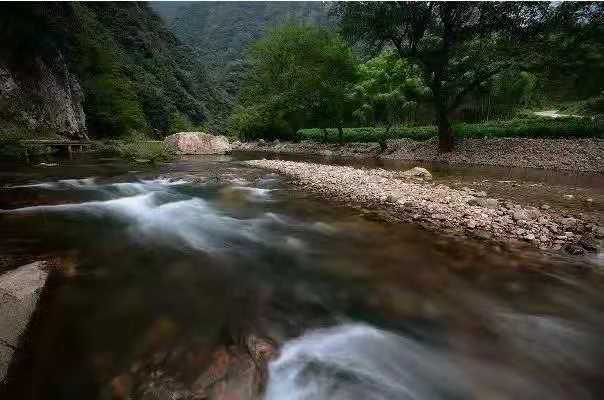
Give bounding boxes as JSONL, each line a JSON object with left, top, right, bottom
{"left": 297, "top": 117, "right": 604, "bottom": 143}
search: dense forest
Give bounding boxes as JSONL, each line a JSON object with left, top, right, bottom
{"left": 1, "top": 1, "right": 602, "bottom": 148}
{"left": 152, "top": 1, "right": 603, "bottom": 149}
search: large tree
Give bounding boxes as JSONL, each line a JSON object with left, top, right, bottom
{"left": 232, "top": 24, "right": 356, "bottom": 140}
{"left": 333, "top": 2, "right": 550, "bottom": 151}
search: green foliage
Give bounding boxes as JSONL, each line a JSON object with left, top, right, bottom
{"left": 94, "top": 137, "right": 174, "bottom": 163}
{"left": 333, "top": 2, "right": 552, "bottom": 150}
{"left": 537, "top": 3, "right": 604, "bottom": 101}
{"left": 84, "top": 75, "right": 148, "bottom": 136}
{"left": 233, "top": 24, "right": 357, "bottom": 140}
{"left": 152, "top": 1, "right": 330, "bottom": 101}
{"left": 352, "top": 51, "right": 429, "bottom": 126}
{"left": 462, "top": 70, "right": 539, "bottom": 121}
{"left": 168, "top": 112, "right": 194, "bottom": 133}
{"left": 299, "top": 117, "right": 603, "bottom": 143}
{"left": 0, "top": 3, "right": 228, "bottom": 139}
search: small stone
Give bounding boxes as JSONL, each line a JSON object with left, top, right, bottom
{"left": 525, "top": 233, "right": 536, "bottom": 241}
{"left": 560, "top": 217, "right": 577, "bottom": 229}
{"left": 540, "top": 204, "right": 551, "bottom": 210}
{"left": 474, "top": 191, "right": 487, "bottom": 198}
{"left": 585, "top": 198, "right": 593, "bottom": 203}
{"left": 484, "top": 198, "right": 498, "bottom": 209}
{"left": 512, "top": 210, "right": 528, "bottom": 221}
{"left": 474, "top": 230, "right": 492, "bottom": 240}
{"left": 563, "top": 194, "right": 574, "bottom": 200}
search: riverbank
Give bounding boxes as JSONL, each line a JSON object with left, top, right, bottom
{"left": 235, "top": 138, "right": 604, "bottom": 172}
{"left": 246, "top": 159, "right": 602, "bottom": 255}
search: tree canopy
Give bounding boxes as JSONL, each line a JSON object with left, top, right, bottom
{"left": 231, "top": 25, "right": 356, "bottom": 140}
{"left": 332, "top": 1, "right": 551, "bottom": 151}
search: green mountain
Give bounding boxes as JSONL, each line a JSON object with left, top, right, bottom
{"left": 152, "top": 2, "right": 330, "bottom": 98}
{"left": 0, "top": 2, "right": 226, "bottom": 139}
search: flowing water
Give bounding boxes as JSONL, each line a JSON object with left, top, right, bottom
{"left": 1, "top": 154, "right": 603, "bottom": 399}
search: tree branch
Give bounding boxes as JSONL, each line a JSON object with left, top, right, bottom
{"left": 447, "top": 62, "right": 512, "bottom": 112}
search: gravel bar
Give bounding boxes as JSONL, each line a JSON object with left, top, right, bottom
{"left": 246, "top": 159, "right": 602, "bottom": 254}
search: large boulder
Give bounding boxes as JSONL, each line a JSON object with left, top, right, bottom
{"left": 0, "top": 261, "right": 48, "bottom": 382}
{"left": 164, "top": 132, "right": 232, "bottom": 155}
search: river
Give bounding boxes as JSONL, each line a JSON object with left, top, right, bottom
{"left": 1, "top": 154, "right": 603, "bottom": 399}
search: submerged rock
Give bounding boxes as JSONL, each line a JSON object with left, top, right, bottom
{"left": 0, "top": 261, "right": 48, "bottom": 382}
{"left": 130, "top": 334, "right": 277, "bottom": 400}
{"left": 164, "top": 132, "right": 231, "bottom": 155}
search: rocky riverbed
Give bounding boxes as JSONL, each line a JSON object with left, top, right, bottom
{"left": 235, "top": 138, "right": 604, "bottom": 172}
{"left": 246, "top": 159, "right": 602, "bottom": 255}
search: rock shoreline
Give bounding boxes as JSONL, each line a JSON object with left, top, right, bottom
{"left": 234, "top": 138, "right": 604, "bottom": 173}
{"left": 246, "top": 160, "right": 602, "bottom": 254}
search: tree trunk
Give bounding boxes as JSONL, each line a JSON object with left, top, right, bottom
{"left": 322, "top": 128, "right": 328, "bottom": 143}
{"left": 337, "top": 125, "right": 344, "bottom": 143}
{"left": 385, "top": 122, "right": 392, "bottom": 136}
{"left": 436, "top": 103, "right": 454, "bottom": 153}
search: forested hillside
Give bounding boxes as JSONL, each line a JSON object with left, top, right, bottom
{"left": 152, "top": 2, "right": 330, "bottom": 98}
{"left": 0, "top": 2, "right": 226, "bottom": 139}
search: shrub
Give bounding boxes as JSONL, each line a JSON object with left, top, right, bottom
{"left": 297, "top": 117, "right": 603, "bottom": 143}
{"left": 93, "top": 135, "right": 174, "bottom": 163}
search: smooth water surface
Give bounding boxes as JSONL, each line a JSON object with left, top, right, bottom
{"left": 1, "top": 155, "right": 603, "bottom": 399}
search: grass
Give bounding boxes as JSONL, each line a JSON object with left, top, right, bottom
{"left": 297, "top": 117, "right": 603, "bottom": 143}
{"left": 94, "top": 139, "right": 174, "bottom": 162}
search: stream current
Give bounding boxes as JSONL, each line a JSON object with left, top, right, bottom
{"left": 0, "top": 154, "right": 603, "bottom": 399}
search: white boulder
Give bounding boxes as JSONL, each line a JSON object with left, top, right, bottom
{"left": 400, "top": 166, "right": 433, "bottom": 181}
{"left": 164, "top": 132, "right": 231, "bottom": 155}
{"left": 0, "top": 261, "right": 48, "bottom": 382}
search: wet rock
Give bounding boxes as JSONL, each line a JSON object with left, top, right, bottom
{"left": 400, "top": 166, "right": 432, "bottom": 181}
{"left": 164, "top": 132, "right": 231, "bottom": 155}
{"left": 578, "top": 237, "right": 599, "bottom": 252}
{"left": 473, "top": 230, "right": 492, "bottom": 240}
{"left": 191, "top": 335, "right": 276, "bottom": 400}
{"left": 111, "top": 373, "right": 133, "bottom": 400}
{"left": 0, "top": 261, "right": 49, "bottom": 382}
{"left": 564, "top": 244, "right": 585, "bottom": 255}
